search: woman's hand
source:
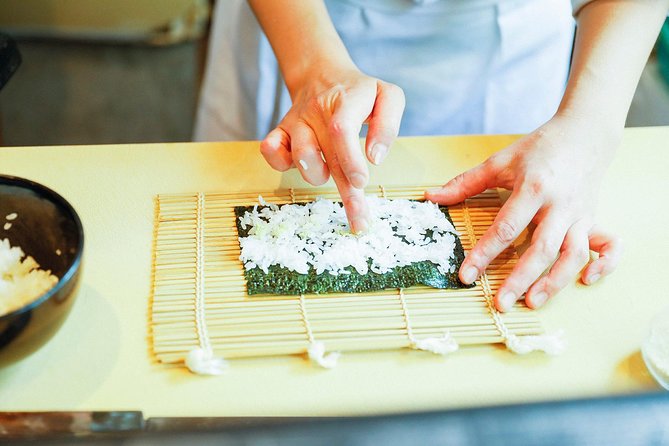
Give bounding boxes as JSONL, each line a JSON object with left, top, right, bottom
{"left": 260, "top": 65, "right": 405, "bottom": 233}
{"left": 247, "top": 1, "right": 405, "bottom": 233}
{"left": 426, "top": 115, "right": 623, "bottom": 312}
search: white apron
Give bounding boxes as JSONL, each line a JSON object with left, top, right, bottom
{"left": 193, "top": 0, "right": 575, "bottom": 141}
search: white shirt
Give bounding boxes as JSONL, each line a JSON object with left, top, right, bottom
{"left": 194, "top": 0, "right": 577, "bottom": 141}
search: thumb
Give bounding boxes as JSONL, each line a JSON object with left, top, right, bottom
{"left": 581, "top": 225, "right": 623, "bottom": 285}
{"left": 425, "top": 160, "right": 497, "bottom": 205}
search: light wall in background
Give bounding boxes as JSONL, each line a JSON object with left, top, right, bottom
{"left": 0, "top": 0, "right": 209, "bottom": 45}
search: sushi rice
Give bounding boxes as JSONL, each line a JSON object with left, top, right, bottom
{"left": 0, "top": 238, "right": 59, "bottom": 316}
{"left": 239, "top": 196, "right": 459, "bottom": 277}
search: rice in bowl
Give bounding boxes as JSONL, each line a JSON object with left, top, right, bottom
{"left": 0, "top": 238, "right": 59, "bottom": 316}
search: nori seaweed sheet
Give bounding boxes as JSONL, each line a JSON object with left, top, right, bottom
{"left": 235, "top": 201, "right": 473, "bottom": 295}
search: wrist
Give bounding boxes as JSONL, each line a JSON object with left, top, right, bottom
{"left": 551, "top": 109, "right": 623, "bottom": 149}
{"left": 283, "top": 53, "right": 358, "bottom": 99}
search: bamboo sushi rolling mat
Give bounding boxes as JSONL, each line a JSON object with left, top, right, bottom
{"left": 150, "top": 186, "right": 549, "bottom": 368}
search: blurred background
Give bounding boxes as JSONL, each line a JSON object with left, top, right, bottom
{"left": 0, "top": 1, "right": 668, "bottom": 147}
{"left": 0, "top": 0, "right": 209, "bottom": 146}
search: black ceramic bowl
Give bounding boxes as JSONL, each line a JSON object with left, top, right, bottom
{"left": 0, "top": 175, "right": 84, "bottom": 368}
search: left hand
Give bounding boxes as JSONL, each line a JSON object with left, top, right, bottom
{"left": 426, "top": 115, "right": 623, "bottom": 312}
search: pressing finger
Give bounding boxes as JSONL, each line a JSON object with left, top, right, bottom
{"left": 460, "top": 190, "right": 542, "bottom": 286}
{"left": 495, "top": 214, "right": 569, "bottom": 312}
{"left": 525, "top": 221, "right": 591, "bottom": 309}
{"left": 365, "top": 81, "right": 405, "bottom": 165}
{"left": 581, "top": 225, "right": 623, "bottom": 285}
{"left": 291, "top": 121, "right": 330, "bottom": 186}
{"left": 319, "top": 138, "right": 369, "bottom": 233}
{"left": 259, "top": 127, "right": 294, "bottom": 172}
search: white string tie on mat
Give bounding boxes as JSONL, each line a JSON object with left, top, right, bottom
{"left": 414, "top": 333, "right": 459, "bottom": 355}
{"left": 288, "top": 187, "right": 341, "bottom": 370}
{"left": 185, "top": 348, "right": 228, "bottom": 376}
{"left": 307, "top": 341, "right": 341, "bottom": 369}
{"left": 505, "top": 330, "right": 567, "bottom": 356}
{"left": 186, "top": 192, "right": 227, "bottom": 375}
{"left": 300, "top": 294, "right": 340, "bottom": 369}
{"left": 398, "top": 288, "right": 459, "bottom": 356}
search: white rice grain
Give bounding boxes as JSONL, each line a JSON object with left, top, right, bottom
{"left": 238, "top": 197, "right": 459, "bottom": 277}
{"left": 0, "top": 238, "right": 59, "bottom": 316}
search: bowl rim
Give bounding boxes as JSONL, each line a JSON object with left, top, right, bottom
{"left": 0, "top": 174, "right": 84, "bottom": 321}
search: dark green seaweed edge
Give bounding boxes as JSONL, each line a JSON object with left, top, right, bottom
{"left": 235, "top": 201, "right": 473, "bottom": 295}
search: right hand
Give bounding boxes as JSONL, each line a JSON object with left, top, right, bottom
{"left": 260, "top": 66, "right": 405, "bottom": 233}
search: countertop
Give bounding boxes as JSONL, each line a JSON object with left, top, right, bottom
{"left": 0, "top": 128, "right": 666, "bottom": 417}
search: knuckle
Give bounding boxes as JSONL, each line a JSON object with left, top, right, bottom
{"left": 448, "top": 173, "right": 472, "bottom": 195}
{"left": 329, "top": 118, "right": 353, "bottom": 137}
{"left": 314, "top": 89, "right": 341, "bottom": 114}
{"left": 563, "top": 247, "right": 590, "bottom": 268}
{"left": 494, "top": 220, "right": 518, "bottom": 245}
{"left": 519, "top": 170, "right": 556, "bottom": 199}
{"left": 466, "top": 250, "right": 486, "bottom": 269}
{"left": 542, "top": 279, "right": 562, "bottom": 296}
{"left": 451, "top": 172, "right": 467, "bottom": 186}
{"left": 534, "top": 238, "right": 560, "bottom": 260}
{"left": 524, "top": 178, "right": 546, "bottom": 198}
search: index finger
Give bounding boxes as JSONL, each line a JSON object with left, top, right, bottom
{"left": 460, "top": 190, "right": 541, "bottom": 284}
{"left": 325, "top": 149, "right": 369, "bottom": 233}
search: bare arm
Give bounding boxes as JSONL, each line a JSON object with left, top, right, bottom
{"left": 247, "top": 1, "right": 355, "bottom": 93}
{"left": 562, "top": 0, "right": 669, "bottom": 136}
{"left": 427, "top": 0, "right": 669, "bottom": 311}
{"left": 248, "top": 1, "right": 405, "bottom": 233}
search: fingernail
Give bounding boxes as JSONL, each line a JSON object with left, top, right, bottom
{"left": 587, "top": 273, "right": 600, "bottom": 285}
{"left": 372, "top": 143, "right": 388, "bottom": 165}
{"left": 426, "top": 187, "right": 443, "bottom": 196}
{"left": 461, "top": 266, "right": 478, "bottom": 284}
{"left": 298, "top": 159, "right": 309, "bottom": 171}
{"left": 350, "top": 173, "right": 367, "bottom": 189}
{"left": 499, "top": 292, "right": 516, "bottom": 312}
{"left": 531, "top": 291, "right": 548, "bottom": 308}
{"left": 351, "top": 217, "right": 369, "bottom": 234}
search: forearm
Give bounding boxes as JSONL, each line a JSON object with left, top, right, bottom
{"left": 247, "top": 0, "right": 356, "bottom": 95}
{"left": 558, "top": 0, "right": 669, "bottom": 140}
